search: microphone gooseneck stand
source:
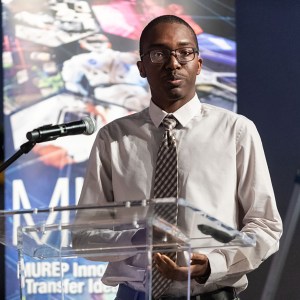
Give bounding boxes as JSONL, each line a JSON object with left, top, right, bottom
{"left": 0, "top": 126, "right": 62, "bottom": 173}
{"left": 0, "top": 140, "right": 36, "bottom": 173}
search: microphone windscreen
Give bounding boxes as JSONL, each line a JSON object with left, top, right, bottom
{"left": 82, "top": 116, "right": 96, "bottom": 135}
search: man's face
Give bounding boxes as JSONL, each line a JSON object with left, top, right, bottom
{"left": 137, "top": 22, "right": 202, "bottom": 112}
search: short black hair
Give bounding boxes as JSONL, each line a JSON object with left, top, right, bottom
{"left": 139, "top": 15, "right": 199, "bottom": 56}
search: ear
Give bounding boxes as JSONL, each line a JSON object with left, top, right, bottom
{"left": 197, "top": 58, "right": 203, "bottom": 75}
{"left": 137, "top": 61, "right": 146, "bottom": 78}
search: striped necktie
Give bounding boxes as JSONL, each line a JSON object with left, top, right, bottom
{"left": 152, "top": 114, "right": 178, "bottom": 299}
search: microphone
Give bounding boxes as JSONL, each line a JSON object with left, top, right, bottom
{"left": 197, "top": 224, "right": 236, "bottom": 243}
{"left": 26, "top": 116, "right": 96, "bottom": 143}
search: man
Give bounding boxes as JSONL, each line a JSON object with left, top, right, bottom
{"left": 77, "top": 15, "right": 282, "bottom": 300}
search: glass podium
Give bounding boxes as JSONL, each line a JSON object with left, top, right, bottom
{"left": 0, "top": 198, "right": 256, "bottom": 299}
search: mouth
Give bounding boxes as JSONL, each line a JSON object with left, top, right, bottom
{"left": 168, "top": 79, "right": 182, "bottom": 86}
{"left": 165, "top": 75, "right": 184, "bottom": 87}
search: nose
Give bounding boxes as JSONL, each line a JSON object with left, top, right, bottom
{"left": 165, "top": 53, "right": 181, "bottom": 70}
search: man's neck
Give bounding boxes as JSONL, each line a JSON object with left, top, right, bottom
{"left": 152, "top": 96, "right": 195, "bottom": 113}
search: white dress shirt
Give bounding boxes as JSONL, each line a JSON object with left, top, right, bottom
{"left": 77, "top": 95, "right": 282, "bottom": 295}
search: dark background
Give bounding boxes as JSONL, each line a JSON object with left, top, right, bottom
{"left": 1, "top": 0, "right": 300, "bottom": 299}
{"left": 236, "top": 1, "right": 300, "bottom": 299}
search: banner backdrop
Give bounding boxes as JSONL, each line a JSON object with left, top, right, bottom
{"left": 2, "top": 0, "right": 236, "bottom": 299}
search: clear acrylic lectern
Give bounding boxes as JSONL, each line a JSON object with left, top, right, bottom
{"left": 0, "top": 198, "right": 256, "bottom": 299}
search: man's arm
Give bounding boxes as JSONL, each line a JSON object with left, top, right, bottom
{"left": 205, "top": 118, "right": 282, "bottom": 284}
{"left": 72, "top": 127, "right": 139, "bottom": 261}
{"left": 153, "top": 118, "right": 282, "bottom": 285}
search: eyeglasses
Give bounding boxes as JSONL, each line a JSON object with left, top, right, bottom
{"left": 141, "top": 47, "right": 199, "bottom": 64}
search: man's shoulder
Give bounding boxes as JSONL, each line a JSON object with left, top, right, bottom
{"left": 200, "top": 103, "right": 259, "bottom": 142}
{"left": 201, "top": 102, "right": 252, "bottom": 124}
{"left": 99, "top": 107, "right": 150, "bottom": 133}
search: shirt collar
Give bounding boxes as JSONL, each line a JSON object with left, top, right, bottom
{"left": 149, "top": 94, "right": 201, "bottom": 128}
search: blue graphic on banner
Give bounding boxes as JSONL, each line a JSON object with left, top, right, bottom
{"left": 2, "top": 0, "right": 236, "bottom": 299}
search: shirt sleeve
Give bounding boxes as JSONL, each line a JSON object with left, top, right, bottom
{"left": 78, "top": 126, "right": 114, "bottom": 206}
{"left": 73, "top": 126, "right": 138, "bottom": 261}
{"left": 205, "top": 118, "right": 283, "bottom": 284}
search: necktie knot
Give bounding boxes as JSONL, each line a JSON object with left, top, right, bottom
{"left": 162, "top": 115, "right": 177, "bottom": 131}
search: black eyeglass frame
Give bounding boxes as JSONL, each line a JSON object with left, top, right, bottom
{"left": 140, "top": 47, "right": 199, "bottom": 64}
